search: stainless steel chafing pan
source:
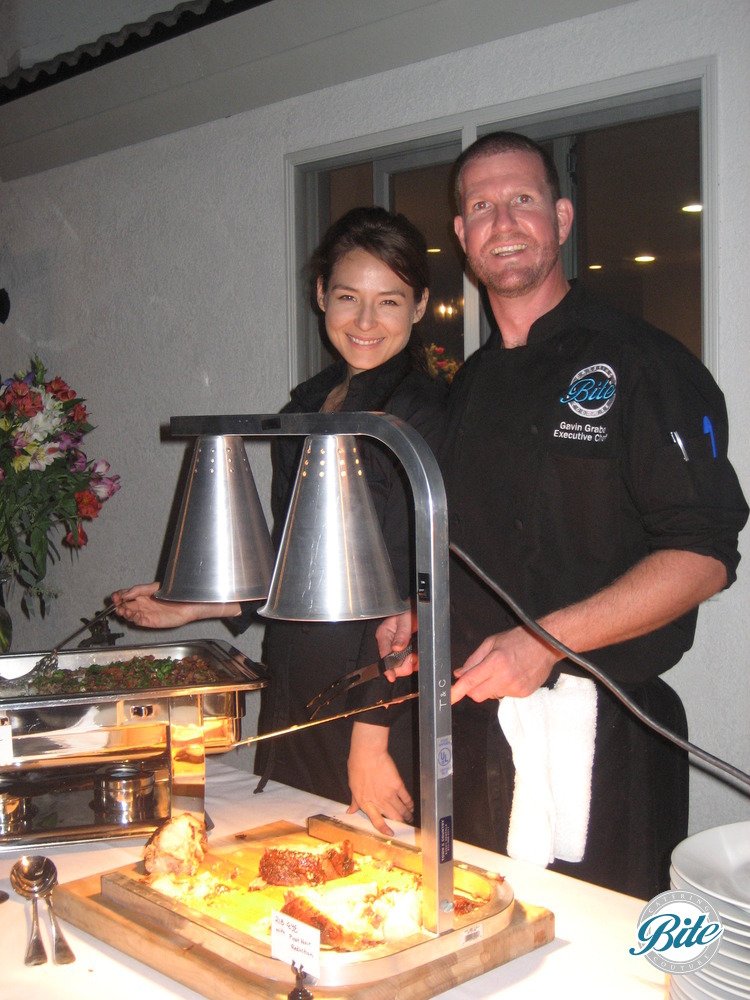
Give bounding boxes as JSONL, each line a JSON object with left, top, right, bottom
{"left": 0, "top": 640, "right": 267, "bottom": 849}
{"left": 0, "top": 640, "right": 267, "bottom": 768}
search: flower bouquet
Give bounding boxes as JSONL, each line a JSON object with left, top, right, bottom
{"left": 0, "top": 356, "right": 120, "bottom": 617}
{"left": 425, "top": 342, "right": 462, "bottom": 383}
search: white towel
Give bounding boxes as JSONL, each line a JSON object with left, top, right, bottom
{"left": 497, "top": 674, "right": 597, "bottom": 867}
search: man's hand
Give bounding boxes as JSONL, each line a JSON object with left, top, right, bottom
{"left": 375, "top": 608, "right": 418, "bottom": 680}
{"left": 451, "top": 550, "right": 728, "bottom": 704}
{"left": 451, "top": 625, "right": 558, "bottom": 704}
{"left": 347, "top": 722, "right": 414, "bottom": 836}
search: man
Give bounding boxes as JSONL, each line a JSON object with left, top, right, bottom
{"left": 377, "top": 131, "right": 748, "bottom": 898}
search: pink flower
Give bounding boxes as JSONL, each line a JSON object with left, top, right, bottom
{"left": 68, "top": 449, "right": 88, "bottom": 473}
{"left": 90, "top": 471, "right": 121, "bottom": 501}
{"left": 56, "top": 432, "right": 81, "bottom": 453}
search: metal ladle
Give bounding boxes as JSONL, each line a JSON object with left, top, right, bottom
{"left": 10, "top": 856, "right": 75, "bottom": 964}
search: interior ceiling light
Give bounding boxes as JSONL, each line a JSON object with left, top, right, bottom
{"left": 634, "top": 255, "right": 656, "bottom": 263}
{"left": 682, "top": 203, "right": 703, "bottom": 213}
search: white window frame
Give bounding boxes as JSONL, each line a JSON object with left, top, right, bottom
{"left": 284, "top": 57, "right": 717, "bottom": 391}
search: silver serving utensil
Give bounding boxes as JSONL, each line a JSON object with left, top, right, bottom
{"left": 10, "top": 856, "right": 75, "bottom": 964}
{"left": 0, "top": 603, "right": 122, "bottom": 692}
{"left": 10, "top": 857, "right": 48, "bottom": 965}
{"left": 32, "top": 603, "right": 121, "bottom": 674}
{"left": 305, "top": 640, "right": 415, "bottom": 720}
{"left": 233, "top": 690, "right": 419, "bottom": 749}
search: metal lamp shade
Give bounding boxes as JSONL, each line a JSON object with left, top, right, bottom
{"left": 156, "top": 435, "right": 274, "bottom": 602}
{"left": 259, "top": 435, "right": 407, "bottom": 621}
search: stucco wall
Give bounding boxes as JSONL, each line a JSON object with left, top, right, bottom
{"left": 1, "top": 0, "right": 748, "bottom": 834}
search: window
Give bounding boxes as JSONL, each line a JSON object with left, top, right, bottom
{"left": 289, "top": 81, "right": 704, "bottom": 387}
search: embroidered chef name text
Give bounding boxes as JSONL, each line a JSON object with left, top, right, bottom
{"left": 554, "top": 420, "right": 608, "bottom": 443}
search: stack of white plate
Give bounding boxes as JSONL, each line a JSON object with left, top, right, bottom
{"left": 669, "top": 821, "right": 750, "bottom": 999}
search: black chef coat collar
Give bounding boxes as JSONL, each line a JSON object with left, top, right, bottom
{"left": 484, "top": 282, "right": 585, "bottom": 352}
{"left": 288, "top": 349, "right": 414, "bottom": 413}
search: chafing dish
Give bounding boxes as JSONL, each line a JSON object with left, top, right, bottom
{"left": 0, "top": 640, "right": 266, "bottom": 850}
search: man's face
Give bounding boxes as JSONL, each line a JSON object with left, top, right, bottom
{"left": 454, "top": 149, "right": 573, "bottom": 299}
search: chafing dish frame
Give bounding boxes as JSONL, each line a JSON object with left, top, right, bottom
{"left": 0, "top": 639, "right": 266, "bottom": 849}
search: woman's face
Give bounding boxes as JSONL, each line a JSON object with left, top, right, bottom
{"left": 317, "top": 248, "right": 428, "bottom": 376}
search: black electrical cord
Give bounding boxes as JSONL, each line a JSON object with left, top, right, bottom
{"left": 449, "top": 542, "right": 750, "bottom": 791}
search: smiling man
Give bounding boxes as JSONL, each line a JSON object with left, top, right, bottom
{"left": 378, "top": 132, "right": 748, "bottom": 898}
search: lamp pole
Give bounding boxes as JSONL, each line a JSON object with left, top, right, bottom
{"left": 168, "top": 410, "right": 454, "bottom": 935}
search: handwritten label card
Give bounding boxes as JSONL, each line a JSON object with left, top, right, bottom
{"left": 271, "top": 909, "right": 321, "bottom": 981}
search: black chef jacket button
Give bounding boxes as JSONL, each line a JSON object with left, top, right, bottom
{"left": 514, "top": 518, "right": 524, "bottom": 531}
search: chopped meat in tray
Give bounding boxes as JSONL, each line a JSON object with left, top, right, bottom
{"left": 31, "top": 654, "right": 223, "bottom": 695}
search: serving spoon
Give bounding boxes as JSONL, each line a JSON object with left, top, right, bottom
{"left": 10, "top": 856, "right": 75, "bottom": 964}
{"left": 10, "top": 858, "right": 47, "bottom": 965}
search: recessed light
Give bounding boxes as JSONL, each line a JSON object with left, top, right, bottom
{"left": 588, "top": 264, "right": 603, "bottom": 271}
{"left": 634, "top": 255, "right": 656, "bottom": 264}
{"left": 681, "top": 203, "right": 703, "bottom": 213}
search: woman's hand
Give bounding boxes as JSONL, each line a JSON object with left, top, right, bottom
{"left": 111, "top": 582, "right": 239, "bottom": 629}
{"left": 375, "top": 607, "right": 418, "bottom": 680}
{"left": 347, "top": 722, "right": 414, "bottom": 836}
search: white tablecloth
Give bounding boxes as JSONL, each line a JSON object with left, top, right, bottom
{"left": 0, "top": 758, "right": 667, "bottom": 999}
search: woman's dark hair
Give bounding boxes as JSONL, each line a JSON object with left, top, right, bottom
{"left": 309, "top": 206, "right": 431, "bottom": 371}
{"left": 310, "top": 206, "right": 430, "bottom": 301}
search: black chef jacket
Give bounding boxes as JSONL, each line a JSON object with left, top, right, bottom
{"left": 441, "top": 283, "right": 748, "bottom": 898}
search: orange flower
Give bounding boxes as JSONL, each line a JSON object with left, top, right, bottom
{"left": 75, "top": 489, "right": 102, "bottom": 519}
{"left": 45, "top": 377, "right": 76, "bottom": 402}
{"left": 64, "top": 524, "right": 88, "bottom": 548}
{"left": 69, "top": 402, "right": 88, "bottom": 423}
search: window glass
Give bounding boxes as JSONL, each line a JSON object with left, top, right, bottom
{"left": 575, "top": 111, "right": 701, "bottom": 357}
{"left": 328, "top": 162, "right": 374, "bottom": 217}
{"left": 391, "top": 162, "right": 465, "bottom": 382}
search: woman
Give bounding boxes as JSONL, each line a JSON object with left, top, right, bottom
{"left": 113, "top": 206, "right": 446, "bottom": 834}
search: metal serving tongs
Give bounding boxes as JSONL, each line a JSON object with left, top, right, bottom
{"left": 0, "top": 602, "right": 123, "bottom": 692}
{"left": 305, "top": 638, "right": 416, "bottom": 720}
{"left": 233, "top": 690, "right": 420, "bottom": 751}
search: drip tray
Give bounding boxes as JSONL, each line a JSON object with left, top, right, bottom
{"left": 0, "top": 761, "right": 170, "bottom": 850}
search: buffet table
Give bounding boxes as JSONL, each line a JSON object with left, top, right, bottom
{"left": 0, "top": 758, "right": 667, "bottom": 999}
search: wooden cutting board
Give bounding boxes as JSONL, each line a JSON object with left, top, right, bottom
{"left": 54, "top": 820, "right": 555, "bottom": 1000}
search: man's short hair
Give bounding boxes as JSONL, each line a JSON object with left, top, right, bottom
{"left": 452, "top": 131, "right": 562, "bottom": 208}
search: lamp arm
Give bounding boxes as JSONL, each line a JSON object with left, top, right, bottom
{"left": 168, "top": 410, "right": 454, "bottom": 936}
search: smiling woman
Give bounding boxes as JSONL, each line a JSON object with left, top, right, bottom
{"left": 316, "top": 249, "right": 428, "bottom": 386}
{"left": 112, "top": 206, "right": 448, "bottom": 833}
